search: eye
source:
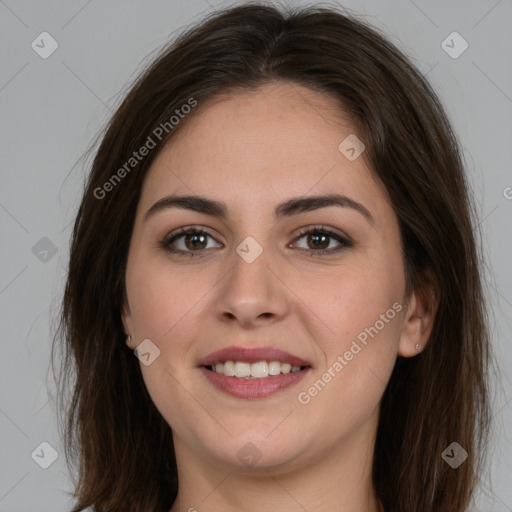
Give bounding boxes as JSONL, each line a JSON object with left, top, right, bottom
{"left": 291, "top": 225, "right": 352, "bottom": 256}
{"left": 160, "top": 226, "right": 222, "bottom": 257}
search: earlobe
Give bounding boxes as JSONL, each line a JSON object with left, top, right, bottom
{"left": 398, "top": 271, "right": 439, "bottom": 358}
{"left": 121, "top": 301, "right": 135, "bottom": 349}
{"left": 124, "top": 328, "right": 136, "bottom": 350}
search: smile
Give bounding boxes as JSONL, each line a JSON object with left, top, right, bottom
{"left": 198, "top": 346, "right": 312, "bottom": 399}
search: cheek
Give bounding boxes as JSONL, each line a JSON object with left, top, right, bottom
{"left": 125, "top": 259, "right": 208, "bottom": 430}
{"left": 126, "top": 256, "right": 211, "bottom": 342}
{"left": 306, "top": 259, "right": 404, "bottom": 352}
{"left": 300, "top": 257, "right": 404, "bottom": 410}
{"left": 300, "top": 298, "right": 402, "bottom": 436}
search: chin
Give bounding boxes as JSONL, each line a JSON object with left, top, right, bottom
{"left": 204, "top": 430, "right": 309, "bottom": 473}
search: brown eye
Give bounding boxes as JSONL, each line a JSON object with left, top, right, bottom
{"left": 306, "top": 232, "right": 330, "bottom": 250}
{"left": 183, "top": 232, "right": 208, "bottom": 250}
{"left": 160, "top": 227, "right": 222, "bottom": 257}
{"left": 292, "top": 226, "right": 352, "bottom": 256}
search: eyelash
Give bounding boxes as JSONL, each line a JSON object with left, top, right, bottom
{"left": 159, "top": 225, "right": 353, "bottom": 258}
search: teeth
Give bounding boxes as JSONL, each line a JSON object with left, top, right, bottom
{"left": 268, "top": 361, "right": 281, "bottom": 375}
{"left": 234, "top": 361, "right": 251, "bottom": 378}
{"left": 281, "top": 363, "right": 291, "bottom": 374}
{"left": 251, "top": 362, "right": 268, "bottom": 378}
{"left": 210, "top": 361, "right": 304, "bottom": 379}
{"left": 223, "top": 361, "right": 235, "bottom": 377}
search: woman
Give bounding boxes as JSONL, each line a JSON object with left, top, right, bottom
{"left": 54, "top": 3, "right": 492, "bottom": 511}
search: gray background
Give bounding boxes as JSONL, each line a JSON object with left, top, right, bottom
{"left": 0, "top": 0, "right": 510, "bottom": 511}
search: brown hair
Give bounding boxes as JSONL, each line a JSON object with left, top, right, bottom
{"left": 53, "top": 2, "right": 493, "bottom": 511}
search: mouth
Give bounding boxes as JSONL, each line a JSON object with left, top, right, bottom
{"left": 198, "top": 346, "right": 312, "bottom": 399}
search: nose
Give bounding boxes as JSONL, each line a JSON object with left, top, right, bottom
{"left": 214, "top": 243, "right": 290, "bottom": 328}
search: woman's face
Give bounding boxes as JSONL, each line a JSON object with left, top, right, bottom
{"left": 122, "top": 81, "right": 418, "bottom": 473}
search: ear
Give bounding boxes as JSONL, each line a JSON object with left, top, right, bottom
{"left": 121, "top": 297, "right": 137, "bottom": 350}
{"left": 398, "top": 269, "right": 439, "bottom": 357}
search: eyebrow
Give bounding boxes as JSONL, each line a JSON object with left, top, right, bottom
{"left": 144, "top": 193, "right": 375, "bottom": 227}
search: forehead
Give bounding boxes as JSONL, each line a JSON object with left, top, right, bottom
{"left": 139, "top": 82, "right": 389, "bottom": 220}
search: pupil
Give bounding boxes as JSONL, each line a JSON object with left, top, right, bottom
{"left": 186, "top": 233, "right": 206, "bottom": 250}
{"left": 310, "top": 233, "right": 328, "bottom": 250}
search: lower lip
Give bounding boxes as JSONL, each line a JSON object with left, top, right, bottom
{"left": 200, "top": 367, "right": 310, "bottom": 399}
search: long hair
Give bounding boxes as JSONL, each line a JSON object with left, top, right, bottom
{"left": 53, "top": 3, "right": 492, "bottom": 511}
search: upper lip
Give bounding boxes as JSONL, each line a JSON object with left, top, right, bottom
{"left": 198, "top": 346, "right": 312, "bottom": 367}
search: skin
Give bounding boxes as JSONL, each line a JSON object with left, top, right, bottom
{"left": 122, "top": 81, "right": 437, "bottom": 512}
